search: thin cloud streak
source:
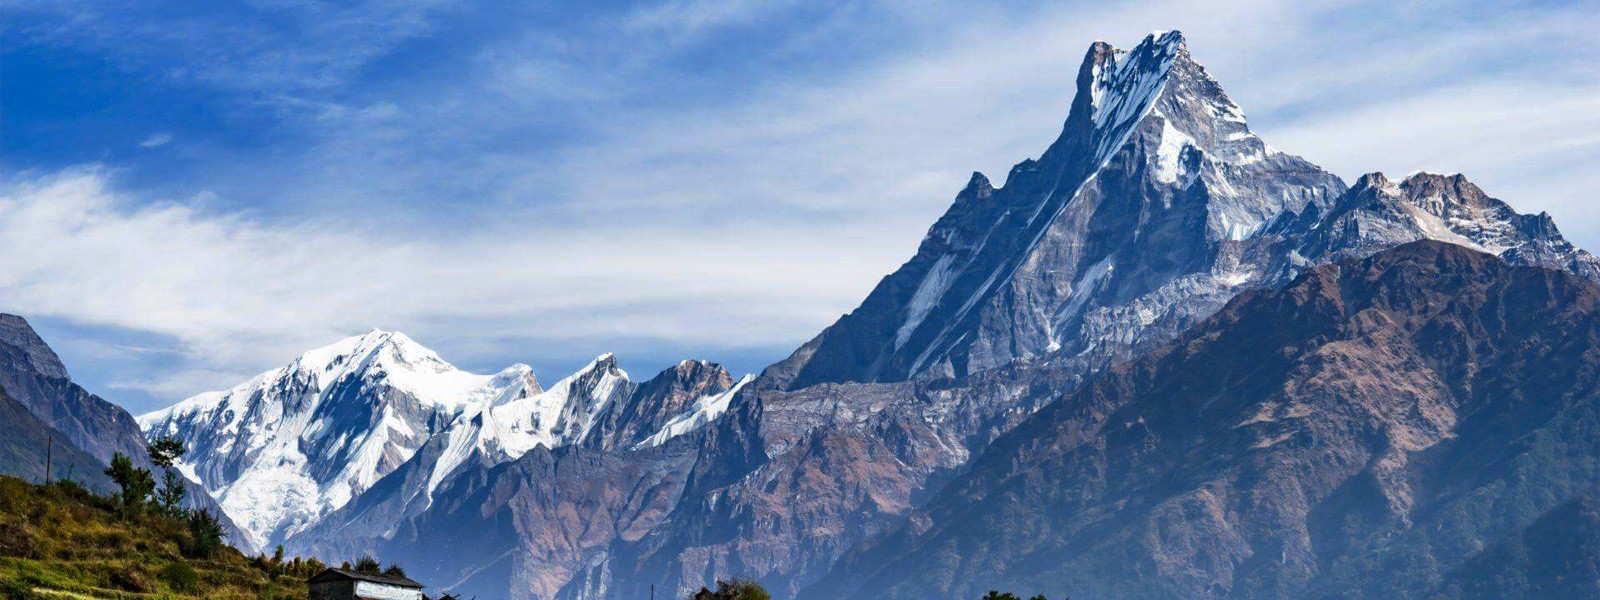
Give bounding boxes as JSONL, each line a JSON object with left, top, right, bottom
{"left": 0, "top": 169, "right": 904, "bottom": 400}
{"left": 138, "top": 133, "right": 172, "bottom": 148}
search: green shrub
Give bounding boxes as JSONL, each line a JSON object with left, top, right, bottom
{"left": 703, "top": 578, "right": 771, "bottom": 600}
{"left": 159, "top": 561, "right": 200, "bottom": 593}
{"left": 352, "top": 555, "right": 381, "bottom": 573}
{"left": 111, "top": 563, "right": 153, "bottom": 592}
{"left": 0, "top": 575, "right": 30, "bottom": 599}
{"left": 182, "top": 508, "right": 225, "bottom": 559}
{"left": 0, "top": 521, "right": 35, "bottom": 558}
{"left": 104, "top": 453, "right": 155, "bottom": 514}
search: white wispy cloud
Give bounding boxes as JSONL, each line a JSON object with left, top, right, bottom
{"left": 139, "top": 133, "right": 172, "bottom": 148}
{"left": 5, "top": 0, "right": 1596, "bottom": 409}
{"left": 0, "top": 168, "right": 905, "bottom": 398}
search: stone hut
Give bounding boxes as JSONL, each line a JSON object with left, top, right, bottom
{"left": 307, "top": 568, "right": 424, "bottom": 600}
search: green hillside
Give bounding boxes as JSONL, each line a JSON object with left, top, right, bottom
{"left": 0, "top": 475, "right": 316, "bottom": 599}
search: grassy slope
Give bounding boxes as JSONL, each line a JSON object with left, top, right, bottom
{"left": 0, "top": 476, "right": 313, "bottom": 599}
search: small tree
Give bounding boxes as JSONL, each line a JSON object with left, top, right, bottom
{"left": 155, "top": 468, "right": 189, "bottom": 517}
{"left": 383, "top": 564, "right": 407, "bottom": 578}
{"left": 147, "top": 437, "right": 189, "bottom": 517}
{"left": 183, "top": 508, "right": 226, "bottom": 558}
{"left": 352, "top": 555, "right": 381, "bottom": 574}
{"left": 981, "top": 593, "right": 1021, "bottom": 600}
{"left": 104, "top": 452, "right": 155, "bottom": 513}
{"left": 713, "top": 579, "right": 770, "bottom": 600}
{"left": 147, "top": 436, "right": 186, "bottom": 468}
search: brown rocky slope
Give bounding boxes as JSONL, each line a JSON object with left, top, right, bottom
{"left": 810, "top": 240, "right": 1600, "bottom": 599}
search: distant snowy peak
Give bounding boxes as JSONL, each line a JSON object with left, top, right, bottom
{"left": 634, "top": 374, "right": 754, "bottom": 450}
{"left": 467, "top": 352, "right": 633, "bottom": 462}
{"left": 139, "top": 329, "right": 753, "bottom": 548}
{"left": 439, "top": 356, "right": 743, "bottom": 468}
{"left": 592, "top": 359, "right": 741, "bottom": 451}
{"left": 137, "top": 329, "right": 546, "bottom": 548}
{"left": 418, "top": 352, "right": 634, "bottom": 501}
{"left": 1291, "top": 171, "right": 1600, "bottom": 279}
{"left": 139, "top": 329, "right": 539, "bottom": 430}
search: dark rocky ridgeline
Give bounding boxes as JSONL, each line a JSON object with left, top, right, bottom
{"left": 0, "top": 385, "right": 111, "bottom": 490}
{"left": 0, "top": 314, "right": 148, "bottom": 464}
{"left": 809, "top": 241, "right": 1600, "bottom": 600}
{"left": 583, "top": 359, "right": 736, "bottom": 451}
{"left": 0, "top": 313, "right": 248, "bottom": 547}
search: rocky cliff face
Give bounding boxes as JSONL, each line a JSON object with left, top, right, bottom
{"left": 0, "top": 314, "right": 247, "bottom": 545}
{"left": 810, "top": 241, "right": 1600, "bottom": 600}
{"left": 0, "top": 385, "right": 111, "bottom": 491}
{"left": 0, "top": 314, "right": 148, "bottom": 465}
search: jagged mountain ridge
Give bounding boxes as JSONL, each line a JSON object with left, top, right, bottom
{"left": 1284, "top": 171, "right": 1600, "bottom": 278}
{"left": 762, "top": 32, "right": 1596, "bottom": 396}
{"left": 285, "top": 361, "right": 750, "bottom": 600}
{"left": 760, "top": 30, "right": 1346, "bottom": 391}
{"left": 0, "top": 314, "right": 249, "bottom": 545}
{"left": 0, "top": 314, "right": 148, "bottom": 465}
{"left": 139, "top": 329, "right": 749, "bottom": 551}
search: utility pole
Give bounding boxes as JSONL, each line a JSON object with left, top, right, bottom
{"left": 650, "top": 584, "right": 655, "bottom": 600}
{"left": 44, "top": 436, "right": 52, "bottom": 484}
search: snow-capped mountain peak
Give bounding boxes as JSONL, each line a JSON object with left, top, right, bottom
{"left": 1083, "top": 30, "right": 1183, "bottom": 163}
{"left": 139, "top": 332, "right": 755, "bottom": 549}
{"left": 469, "top": 351, "right": 631, "bottom": 461}
{"left": 760, "top": 30, "right": 1345, "bottom": 390}
{"left": 138, "top": 330, "right": 547, "bottom": 547}
{"left": 1290, "top": 170, "right": 1600, "bottom": 278}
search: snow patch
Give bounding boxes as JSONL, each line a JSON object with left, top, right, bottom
{"left": 634, "top": 374, "right": 755, "bottom": 449}
{"left": 895, "top": 255, "right": 957, "bottom": 350}
{"left": 1153, "top": 120, "right": 1194, "bottom": 185}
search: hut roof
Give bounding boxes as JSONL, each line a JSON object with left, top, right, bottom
{"left": 308, "top": 568, "right": 424, "bottom": 589}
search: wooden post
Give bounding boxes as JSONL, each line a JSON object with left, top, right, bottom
{"left": 44, "top": 435, "right": 52, "bottom": 484}
{"left": 650, "top": 584, "right": 655, "bottom": 600}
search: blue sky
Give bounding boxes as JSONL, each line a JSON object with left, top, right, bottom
{"left": 3, "top": 0, "right": 1597, "bottom": 414}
